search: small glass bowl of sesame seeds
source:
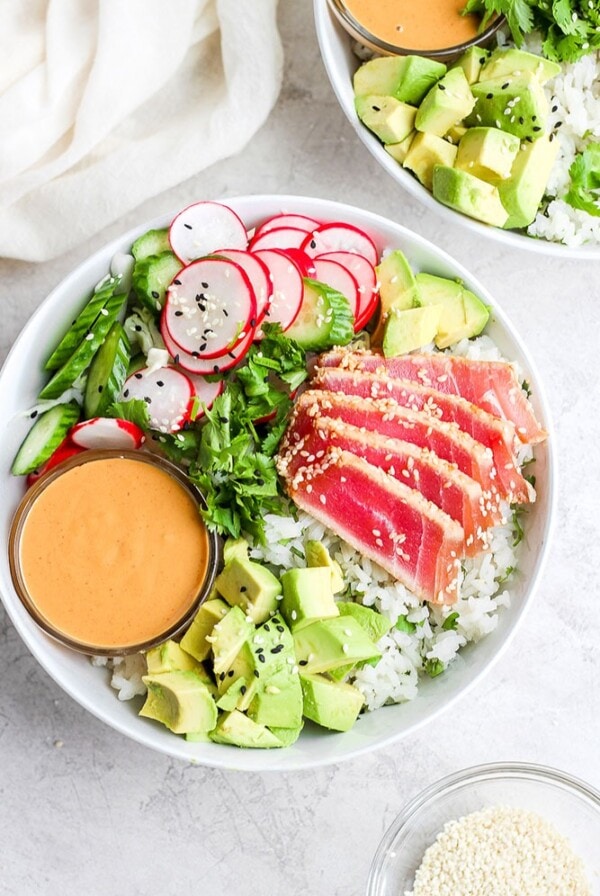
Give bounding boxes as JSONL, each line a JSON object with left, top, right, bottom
{"left": 367, "top": 762, "right": 600, "bottom": 896}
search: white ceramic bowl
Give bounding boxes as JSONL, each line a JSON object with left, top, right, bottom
{"left": 368, "top": 762, "right": 600, "bottom": 894}
{"left": 313, "top": 0, "right": 600, "bottom": 261}
{"left": 0, "top": 195, "right": 556, "bottom": 771}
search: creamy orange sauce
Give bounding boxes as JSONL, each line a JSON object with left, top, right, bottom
{"left": 18, "top": 456, "right": 210, "bottom": 651}
{"left": 343, "top": 0, "right": 481, "bottom": 50}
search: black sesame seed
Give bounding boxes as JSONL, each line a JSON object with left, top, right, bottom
{"left": 532, "top": 126, "right": 542, "bottom": 132}
{"left": 123, "top": 389, "right": 130, "bottom": 398}
{"left": 501, "top": 82, "right": 509, "bottom": 89}
{"left": 134, "top": 372, "right": 143, "bottom": 379}
{"left": 174, "top": 354, "right": 180, "bottom": 364}
{"left": 276, "top": 625, "right": 284, "bottom": 633}
{"left": 532, "top": 115, "right": 537, "bottom": 122}
{"left": 479, "top": 56, "right": 485, "bottom": 64}
{"left": 371, "top": 105, "right": 380, "bottom": 112}
{"left": 551, "top": 105, "right": 558, "bottom": 113}
{"left": 144, "top": 396, "right": 152, "bottom": 404}
{"left": 175, "top": 310, "right": 183, "bottom": 317}
{"left": 201, "top": 282, "right": 209, "bottom": 288}
{"left": 192, "top": 351, "right": 200, "bottom": 358}
{"left": 151, "top": 291, "right": 160, "bottom": 299}
{"left": 199, "top": 343, "right": 207, "bottom": 352}
{"left": 240, "top": 585, "right": 247, "bottom": 593}
{"left": 223, "top": 308, "right": 229, "bottom": 317}
{"left": 250, "top": 317, "right": 256, "bottom": 327}
{"left": 98, "top": 385, "right": 103, "bottom": 393}
{"left": 256, "top": 647, "right": 264, "bottom": 654}
{"left": 271, "top": 644, "right": 284, "bottom": 654}
{"left": 438, "top": 83, "right": 446, "bottom": 90}
{"left": 310, "top": 240, "right": 316, "bottom": 249}
{"left": 184, "top": 223, "right": 193, "bottom": 230}
{"left": 555, "top": 121, "right": 563, "bottom": 128}
{"left": 219, "top": 671, "right": 225, "bottom": 681}
{"left": 174, "top": 279, "right": 181, "bottom": 286}
{"left": 254, "top": 670, "right": 260, "bottom": 678}
{"left": 228, "top": 352, "right": 235, "bottom": 359}
{"left": 298, "top": 659, "right": 308, "bottom": 666}
{"left": 258, "top": 654, "right": 266, "bottom": 663}
{"left": 220, "top": 415, "right": 229, "bottom": 424}
{"left": 549, "top": 132, "right": 555, "bottom": 142}
{"left": 30, "top": 410, "right": 38, "bottom": 419}
{"left": 240, "top": 685, "right": 247, "bottom": 695}
{"left": 519, "top": 116, "right": 524, "bottom": 124}
{"left": 156, "top": 380, "right": 164, "bottom": 387}
{"left": 228, "top": 669, "right": 234, "bottom": 677}
{"left": 264, "top": 624, "right": 270, "bottom": 632}
{"left": 213, "top": 365, "right": 219, "bottom": 374}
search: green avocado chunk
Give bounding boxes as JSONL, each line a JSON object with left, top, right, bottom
{"left": 383, "top": 305, "right": 442, "bottom": 357}
{"left": 385, "top": 131, "right": 416, "bottom": 165}
{"left": 452, "top": 46, "right": 489, "bottom": 84}
{"left": 146, "top": 639, "right": 201, "bottom": 675}
{"left": 225, "top": 613, "right": 296, "bottom": 710}
{"left": 209, "top": 710, "right": 284, "bottom": 748}
{"left": 415, "top": 271, "right": 490, "bottom": 349}
{"left": 455, "top": 127, "right": 521, "bottom": 182}
{"left": 210, "top": 606, "right": 254, "bottom": 677}
{"left": 280, "top": 566, "right": 339, "bottom": 631}
{"left": 179, "top": 597, "right": 229, "bottom": 662}
{"left": 353, "top": 55, "right": 447, "bottom": 105}
{"left": 139, "top": 670, "right": 217, "bottom": 735}
{"left": 305, "top": 541, "right": 345, "bottom": 594}
{"left": 215, "top": 556, "right": 282, "bottom": 624}
{"left": 467, "top": 72, "right": 548, "bottom": 141}
{"left": 480, "top": 47, "right": 561, "bottom": 86}
{"left": 293, "top": 616, "right": 380, "bottom": 674}
{"left": 247, "top": 667, "right": 303, "bottom": 728}
{"left": 371, "top": 249, "right": 418, "bottom": 347}
{"left": 337, "top": 602, "right": 392, "bottom": 643}
{"left": 403, "top": 131, "right": 458, "bottom": 191}
{"left": 300, "top": 674, "right": 364, "bottom": 732}
{"left": 498, "top": 134, "right": 559, "bottom": 229}
{"left": 355, "top": 95, "right": 417, "bottom": 145}
{"left": 432, "top": 165, "right": 509, "bottom": 228}
{"left": 415, "top": 67, "right": 475, "bottom": 138}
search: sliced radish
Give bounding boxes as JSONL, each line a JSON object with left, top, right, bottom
{"left": 26, "top": 439, "right": 85, "bottom": 487}
{"left": 254, "top": 213, "right": 321, "bottom": 238}
{"left": 301, "top": 222, "right": 379, "bottom": 265}
{"left": 169, "top": 201, "right": 248, "bottom": 264}
{"left": 70, "top": 417, "right": 145, "bottom": 450}
{"left": 278, "top": 248, "right": 316, "bottom": 278}
{"left": 164, "top": 256, "right": 256, "bottom": 359}
{"left": 317, "top": 251, "right": 378, "bottom": 331}
{"left": 121, "top": 366, "right": 194, "bottom": 433}
{"left": 163, "top": 320, "right": 255, "bottom": 376}
{"left": 186, "top": 374, "right": 224, "bottom": 419}
{"left": 213, "top": 248, "right": 271, "bottom": 325}
{"left": 312, "top": 258, "right": 360, "bottom": 320}
{"left": 249, "top": 227, "right": 309, "bottom": 252}
{"left": 252, "top": 249, "right": 304, "bottom": 336}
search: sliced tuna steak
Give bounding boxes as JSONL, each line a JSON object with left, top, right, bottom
{"left": 313, "top": 367, "right": 532, "bottom": 504}
{"left": 290, "top": 390, "right": 501, "bottom": 517}
{"left": 277, "top": 447, "right": 464, "bottom": 605}
{"left": 279, "top": 412, "right": 491, "bottom": 555}
{"left": 319, "top": 350, "right": 546, "bottom": 445}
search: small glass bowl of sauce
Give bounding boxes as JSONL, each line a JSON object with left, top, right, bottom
{"left": 326, "top": 0, "right": 503, "bottom": 61}
{"left": 9, "top": 450, "right": 220, "bottom": 656}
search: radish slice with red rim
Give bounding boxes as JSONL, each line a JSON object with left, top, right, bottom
{"left": 213, "top": 248, "right": 271, "bottom": 324}
{"left": 71, "top": 417, "right": 146, "bottom": 450}
{"left": 253, "top": 213, "right": 321, "bottom": 237}
{"left": 169, "top": 201, "right": 248, "bottom": 264}
{"left": 252, "top": 249, "right": 304, "bottom": 336}
{"left": 278, "top": 248, "right": 316, "bottom": 278}
{"left": 162, "top": 320, "right": 255, "bottom": 376}
{"left": 186, "top": 374, "right": 224, "bottom": 419}
{"left": 121, "top": 366, "right": 194, "bottom": 432}
{"left": 312, "top": 258, "right": 360, "bottom": 320}
{"left": 249, "top": 227, "right": 309, "bottom": 253}
{"left": 26, "top": 439, "right": 85, "bottom": 487}
{"left": 316, "top": 250, "right": 378, "bottom": 330}
{"left": 164, "top": 256, "right": 256, "bottom": 359}
{"left": 301, "top": 222, "right": 378, "bottom": 265}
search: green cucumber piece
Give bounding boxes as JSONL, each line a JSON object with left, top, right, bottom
{"left": 84, "top": 322, "right": 131, "bottom": 418}
{"left": 285, "top": 279, "right": 355, "bottom": 351}
{"left": 132, "top": 251, "right": 182, "bottom": 314}
{"left": 131, "top": 228, "right": 170, "bottom": 261}
{"left": 39, "top": 291, "right": 127, "bottom": 400}
{"left": 44, "top": 277, "right": 121, "bottom": 372}
{"left": 11, "top": 401, "right": 80, "bottom": 475}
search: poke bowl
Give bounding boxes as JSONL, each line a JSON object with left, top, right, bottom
{"left": 314, "top": 0, "right": 600, "bottom": 259}
{"left": 0, "top": 194, "right": 556, "bottom": 771}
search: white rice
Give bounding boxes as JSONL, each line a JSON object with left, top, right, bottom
{"left": 519, "top": 36, "right": 600, "bottom": 246}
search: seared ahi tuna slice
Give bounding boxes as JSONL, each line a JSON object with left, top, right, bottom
{"left": 290, "top": 390, "right": 501, "bottom": 517}
{"left": 313, "top": 367, "right": 532, "bottom": 505}
{"left": 319, "top": 350, "right": 545, "bottom": 445}
{"left": 277, "top": 447, "right": 464, "bottom": 604}
{"left": 279, "top": 413, "right": 490, "bottom": 555}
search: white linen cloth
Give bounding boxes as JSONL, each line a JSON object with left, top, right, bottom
{"left": 0, "top": 0, "right": 283, "bottom": 261}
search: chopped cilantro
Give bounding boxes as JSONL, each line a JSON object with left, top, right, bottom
{"left": 442, "top": 612, "right": 460, "bottom": 631}
{"left": 395, "top": 615, "right": 417, "bottom": 633}
{"left": 423, "top": 658, "right": 446, "bottom": 678}
{"left": 565, "top": 144, "right": 600, "bottom": 218}
{"left": 511, "top": 504, "right": 528, "bottom": 546}
{"left": 106, "top": 398, "right": 151, "bottom": 429}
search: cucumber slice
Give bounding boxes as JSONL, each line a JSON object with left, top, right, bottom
{"left": 44, "top": 277, "right": 120, "bottom": 372}
{"left": 11, "top": 401, "right": 80, "bottom": 475}
{"left": 39, "top": 291, "right": 128, "bottom": 400}
{"left": 84, "top": 322, "right": 131, "bottom": 418}
{"left": 131, "top": 228, "right": 170, "bottom": 261}
{"left": 132, "top": 251, "right": 182, "bottom": 314}
{"left": 285, "top": 279, "right": 355, "bottom": 351}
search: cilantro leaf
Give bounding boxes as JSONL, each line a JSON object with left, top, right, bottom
{"left": 565, "top": 143, "right": 600, "bottom": 217}
{"left": 105, "top": 398, "right": 151, "bottom": 429}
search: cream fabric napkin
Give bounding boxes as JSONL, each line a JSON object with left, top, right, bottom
{"left": 0, "top": 0, "right": 283, "bottom": 261}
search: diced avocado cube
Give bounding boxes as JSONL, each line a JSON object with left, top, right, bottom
{"left": 222, "top": 537, "right": 250, "bottom": 566}
{"left": 280, "top": 567, "right": 339, "bottom": 631}
{"left": 139, "top": 670, "right": 217, "bottom": 735}
{"left": 452, "top": 46, "right": 489, "bottom": 84}
{"left": 455, "top": 127, "right": 521, "bottom": 182}
{"left": 305, "top": 541, "right": 345, "bottom": 594}
{"left": 269, "top": 724, "right": 303, "bottom": 747}
{"left": 415, "top": 67, "right": 475, "bottom": 138}
{"left": 371, "top": 249, "right": 419, "bottom": 346}
{"left": 446, "top": 123, "right": 468, "bottom": 145}
{"left": 247, "top": 668, "right": 303, "bottom": 729}
{"left": 229, "top": 614, "right": 295, "bottom": 708}
{"left": 432, "top": 165, "right": 509, "bottom": 228}
{"left": 355, "top": 95, "right": 417, "bottom": 145}
{"left": 146, "top": 639, "right": 202, "bottom": 675}
{"left": 415, "top": 271, "right": 490, "bottom": 349}
{"left": 480, "top": 47, "right": 561, "bottom": 86}
{"left": 353, "top": 55, "right": 446, "bottom": 105}
{"left": 293, "top": 617, "right": 380, "bottom": 674}
{"left": 210, "top": 606, "right": 254, "bottom": 677}
{"left": 216, "top": 677, "right": 248, "bottom": 711}
{"left": 498, "top": 134, "right": 559, "bottom": 229}
{"left": 467, "top": 73, "right": 548, "bottom": 141}
{"left": 179, "top": 597, "right": 229, "bottom": 662}
{"left": 385, "top": 130, "right": 416, "bottom": 165}
{"left": 403, "top": 131, "right": 458, "bottom": 191}
{"left": 337, "top": 601, "right": 393, "bottom": 643}
{"left": 382, "top": 305, "right": 442, "bottom": 356}
{"left": 215, "top": 556, "right": 281, "bottom": 624}
{"left": 209, "top": 710, "right": 284, "bottom": 748}
{"left": 300, "top": 674, "right": 364, "bottom": 732}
